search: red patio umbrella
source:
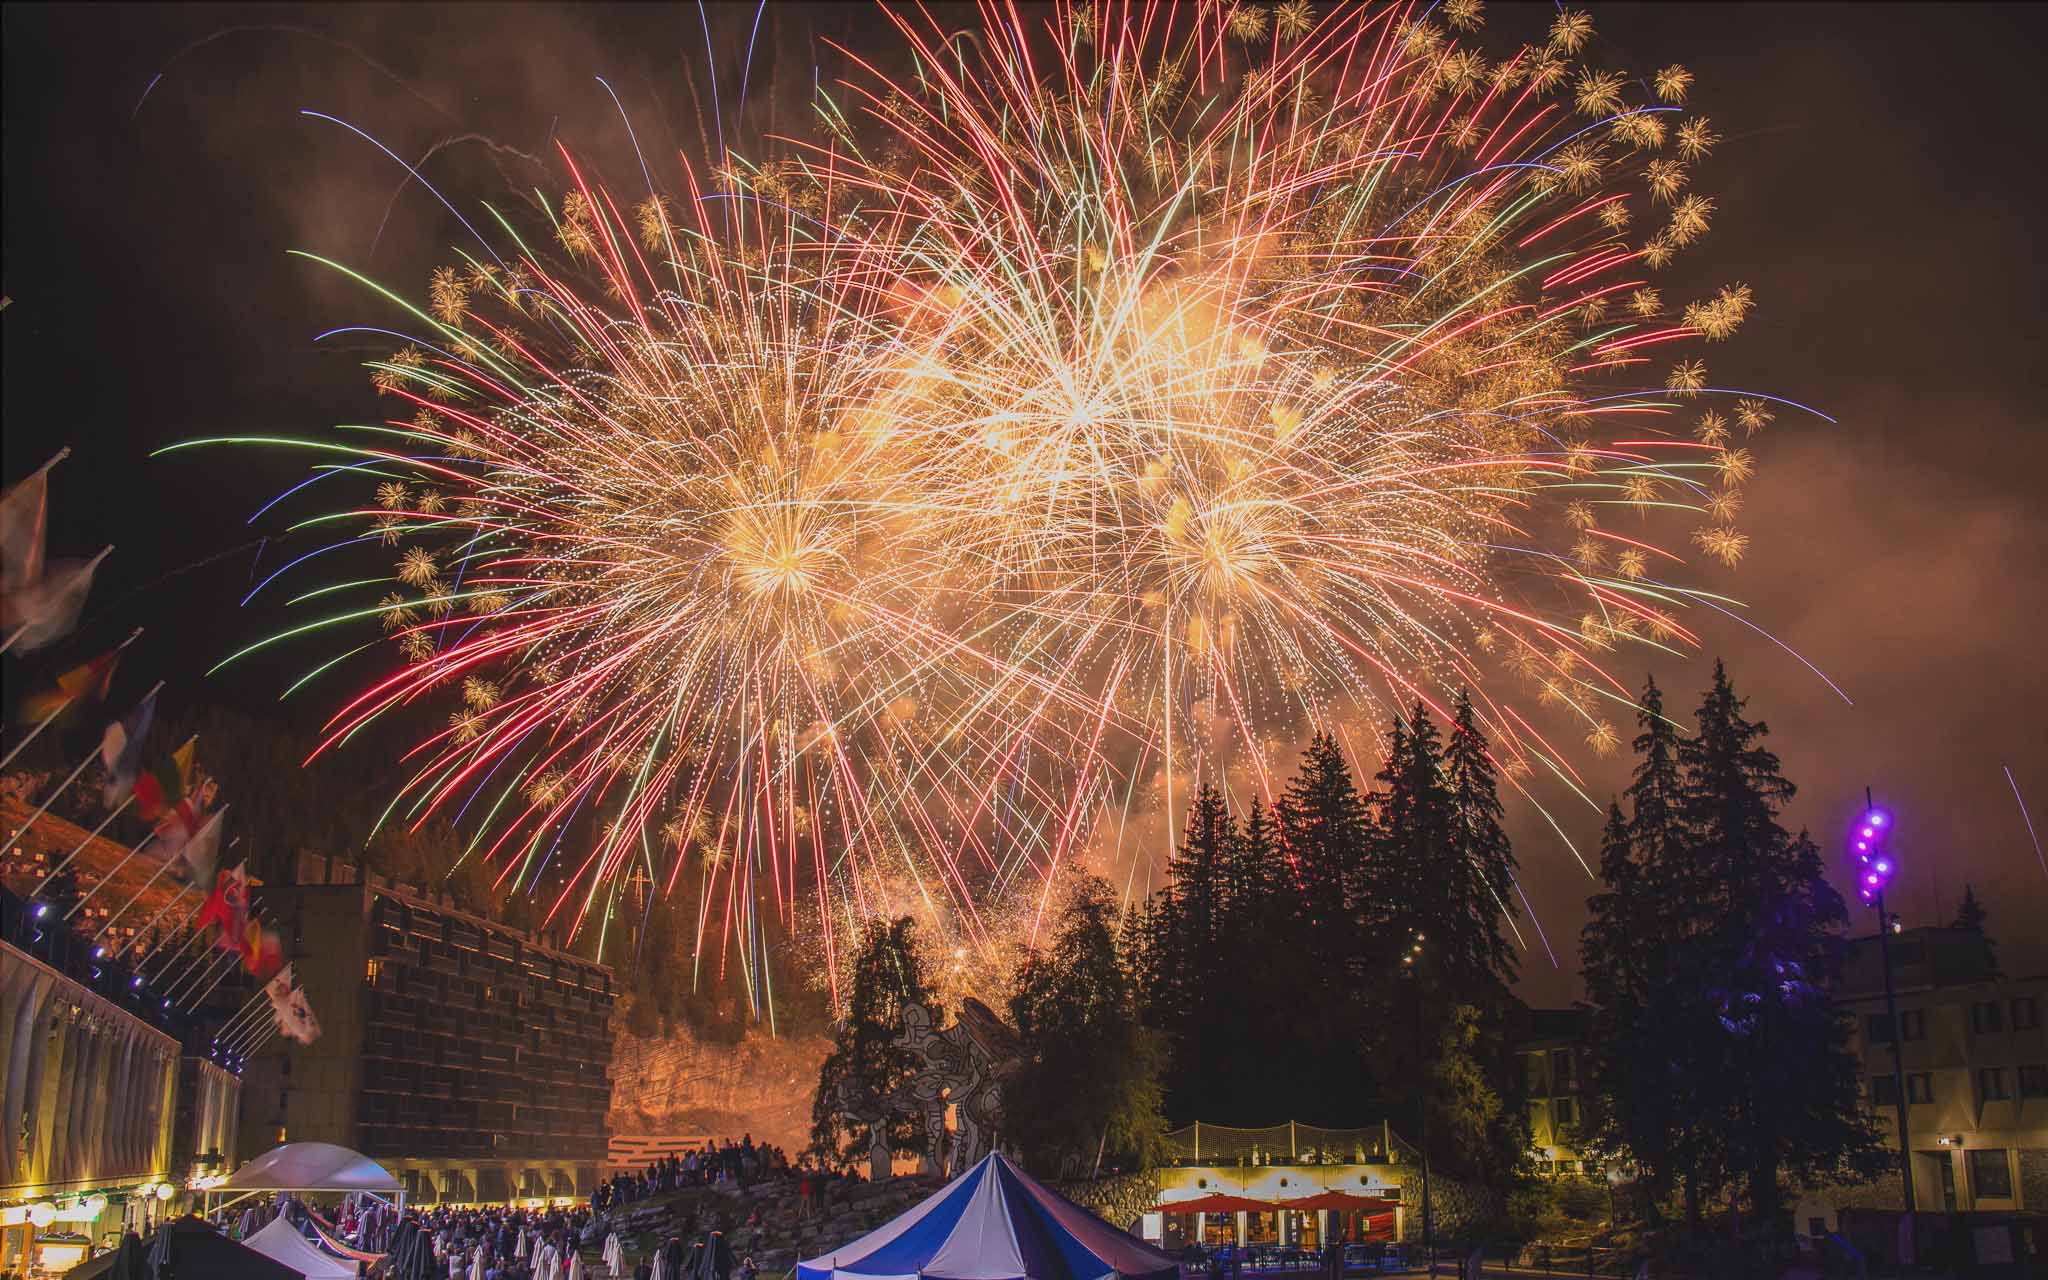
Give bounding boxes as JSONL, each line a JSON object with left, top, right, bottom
{"left": 1283, "top": 1190, "right": 1397, "bottom": 1212}
{"left": 1153, "top": 1193, "right": 1277, "bottom": 1215}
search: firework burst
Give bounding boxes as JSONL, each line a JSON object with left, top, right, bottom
{"left": 195, "top": 0, "right": 1819, "bottom": 1014}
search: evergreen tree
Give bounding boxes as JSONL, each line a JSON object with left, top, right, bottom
{"left": 809, "top": 916, "right": 937, "bottom": 1175}
{"left": 1678, "top": 661, "right": 1878, "bottom": 1219}
{"left": 1279, "top": 733, "right": 1370, "bottom": 946}
{"left": 1008, "top": 876, "right": 1168, "bottom": 1177}
{"left": 1152, "top": 784, "right": 1237, "bottom": 1118}
{"left": 1444, "top": 692, "right": 1521, "bottom": 990}
{"left": 1952, "top": 884, "right": 2001, "bottom": 977}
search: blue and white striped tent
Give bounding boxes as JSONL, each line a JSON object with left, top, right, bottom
{"left": 797, "top": 1153, "right": 1181, "bottom": 1280}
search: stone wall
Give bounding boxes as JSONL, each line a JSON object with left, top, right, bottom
{"left": 607, "top": 1020, "right": 832, "bottom": 1153}
{"left": 2020, "top": 1148, "right": 2048, "bottom": 1211}
{"left": 1373, "top": 1164, "right": 1504, "bottom": 1241}
{"left": 1055, "top": 1170, "right": 1162, "bottom": 1230}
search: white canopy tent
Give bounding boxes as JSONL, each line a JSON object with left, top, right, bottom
{"left": 244, "top": 1214, "right": 358, "bottom": 1279}
{"left": 209, "top": 1141, "right": 406, "bottom": 1216}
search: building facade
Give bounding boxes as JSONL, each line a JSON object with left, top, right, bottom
{"left": 1841, "top": 926, "right": 2048, "bottom": 1212}
{"left": 1143, "top": 1123, "right": 1409, "bottom": 1248}
{"left": 1, "top": 943, "right": 180, "bottom": 1270}
{"left": 1517, "top": 1007, "right": 1592, "bottom": 1176}
{"left": 240, "top": 868, "right": 616, "bottom": 1203}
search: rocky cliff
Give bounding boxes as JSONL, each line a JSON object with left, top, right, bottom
{"left": 607, "top": 1021, "right": 832, "bottom": 1153}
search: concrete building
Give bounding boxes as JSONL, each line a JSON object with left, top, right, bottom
{"left": 239, "top": 864, "right": 616, "bottom": 1204}
{"left": 1518, "top": 1007, "right": 1592, "bottom": 1176}
{"left": 1, "top": 942, "right": 180, "bottom": 1269}
{"left": 1841, "top": 926, "right": 2048, "bottom": 1211}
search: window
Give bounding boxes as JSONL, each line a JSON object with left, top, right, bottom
{"left": 1555, "top": 1098, "right": 1579, "bottom": 1127}
{"left": 1870, "top": 1075, "right": 1900, "bottom": 1107}
{"left": 2013, "top": 996, "right": 2041, "bottom": 1030}
{"left": 1978, "top": 1068, "right": 2009, "bottom": 1100}
{"left": 1967, "top": 1149, "right": 2013, "bottom": 1200}
{"left": 1865, "top": 1013, "right": 1896, "bottom": 1044}
{"left": 1553, "top": 1050, "right": 1578, "bottom": 1091}
{"left": 1907, "top": 1073, "right": 1934, "bottom": 1103}
{"left": 1900, "top": 1009, "right": 1927, "bottom": 1041}
{"left": 1525, "top": 1055, "right": 1548, "bottom": 1092}
{"left": 1970, "top": 1001, "right": 2003, "bottom": 1035}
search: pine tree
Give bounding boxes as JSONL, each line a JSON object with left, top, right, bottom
{"left": 1679, "top": 661, "right": 1878, "bottom": 1218}
{"left": 1008, "top": 875, "right": 1168, "bottom": 1177}
{"left": 1279, "top": 733, "right": 1370, "bottom": 946}
{"left": 809, "top": 916, "right": 937, "bottom": 1174}
{"left": 1445, "top": 692, "right": 1521, "bottom": 990}
{"left": 1952, "top": 884, "right": 2001, "bottom": 978}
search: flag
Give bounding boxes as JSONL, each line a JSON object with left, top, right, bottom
{"left": 197, "top": 861, "right": 249, "bottom": 946}
{"left": 99, "top": 689, "right": 158, "bottom": 804}
{"left": 133, "top": 738, "right": 196, "bottom": 822}
{"left": 263, "top": 963, "right": 297, "bottom": 1028}
{"left": 14, "top": 647, "right": 121, "bottom": 726}
{"left": 165, "top": 805, "right": 225, "bottom": 885}
{"left": 0, "top": 464, "right": 50, "bottom": 597}
{"left": 281, "top": 985, "right": 321, "bottom": 1044}
{"left": 243, "top": 922, "right": 283, "bottom": 977}
{"left": 151, "top": 778, "right": 217, "bottom": 868}
{"left": 4, "top": 551, "right": 105, "bottom": 654}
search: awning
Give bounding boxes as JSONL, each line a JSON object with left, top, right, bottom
{"left": 243, "top": 1215, "right": 357, "bottom": 1279}
{"left": 1153, "top": 1193, "right": 1275, "bottom": 1214}
{"left": 219, "top": 1142, "right": 403, "bottom": 1193}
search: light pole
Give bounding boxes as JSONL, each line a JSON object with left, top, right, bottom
{"left": 1402, "top": 931, "right": 1431, "bottom": 1274}
{"left": 1852, "top": 791, "right": 1913, "bottom": 1221}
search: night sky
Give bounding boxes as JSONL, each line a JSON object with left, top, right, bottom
{"left": 6, "top": 3, "right": 2044, "bottom": 1006}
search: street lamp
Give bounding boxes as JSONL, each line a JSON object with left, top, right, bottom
{"left": 1851, "top": 791, "right": 1914, "bottom": 1222}
{"left": 1402, "top": 932, "right": 1431, "bottom": 1274}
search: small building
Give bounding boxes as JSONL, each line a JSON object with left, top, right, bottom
{"left": 1840, "top": 926, "right": 2048, "bottom": 1212}
{"left": 1517, "top": 1007, "right": 1593, "bottom": 1176}
{"left": 1143, "top": 1122, "right": 1406, "bottom": 1248}
{"left": 237, "top": 864, "right": 616, "bottom": 1204}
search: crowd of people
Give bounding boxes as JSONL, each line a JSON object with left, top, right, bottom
{"left": 595, "top": 1135, "right": 793, "bottom": 1210}
{"left": 149, "top": 1132, "right": 866, "bottom": 1278}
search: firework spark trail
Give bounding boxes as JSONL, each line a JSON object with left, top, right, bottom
{"left": 190, "top": 0, "right": 1822, "bottom": 1012}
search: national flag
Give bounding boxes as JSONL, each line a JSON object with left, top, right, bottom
{"left": 133, "top": 738, "right": 197, "bottom": 822}
{"left": 281, "top": 986, "right": 321, "bottom": 1044}
{"left": 151, "top": 778, "right": 218, "bottom": 867}
{"left": 3, "top": 550, "right": 107, "bottom": 654}
{"left": 0, "top": 462, "right": 51, "bottom": 597}
{"left": 163, "top": 805, "right": 225, "bottom": 885}
{"left": 14, "top": 647, "right": 121, "bottom": 725}
{"left": 197, "top": 861, "right": 249, "bottom": 945}
{"left": 263, "top": 963, "right": 297, "bottom": 1027}
{"left": 99, "top": 690, "right": 158, "bottom": 804}
{"left": 243, "top": 922, "right": 283, "bottom": 977}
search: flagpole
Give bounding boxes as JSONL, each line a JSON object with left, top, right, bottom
{"left": 0, "top": 700, "right": 67, "bottom": 773}
{"left": 0, "top": 750, "right": 100, "bottom": 860}
{"left": 165, "top": 948, "right": 237, "bottom": 1007}
{"left": 222, "top": 999, "right": 282, "bottom": 1054}
{"left": 163, "top": 895, "right": 264, "bottom": 1001}
{"left": 214, "top": 988, "right": 274, "bottom": 1043}
{"left": 29, "top": 796, "right": 131, "bottom": 895}
{"left": 185, "top": 953, "right": 246, "bottom": 1012}
{"left": 145, "top": 914, "right": 209, "bottom": 983}
{"left": 60, "top": 832, "right": 157, "bottom": 922}
{"left": 0, "top": 673, "right": 158, "bottom": 861}
{"left": 0, "top": 545, "right": 113, "bottom": 655}
{"left": 90, "top": 805, "right": 226, "bottom": 945}
{"left": 132, "top": 888, "right": 201, "bottom": 966}
{"left": 126, "top": 882, "right": 197, "bottom": 966}
{"left": 236, "top": 1023, "right": 281, "bottom": 1061}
